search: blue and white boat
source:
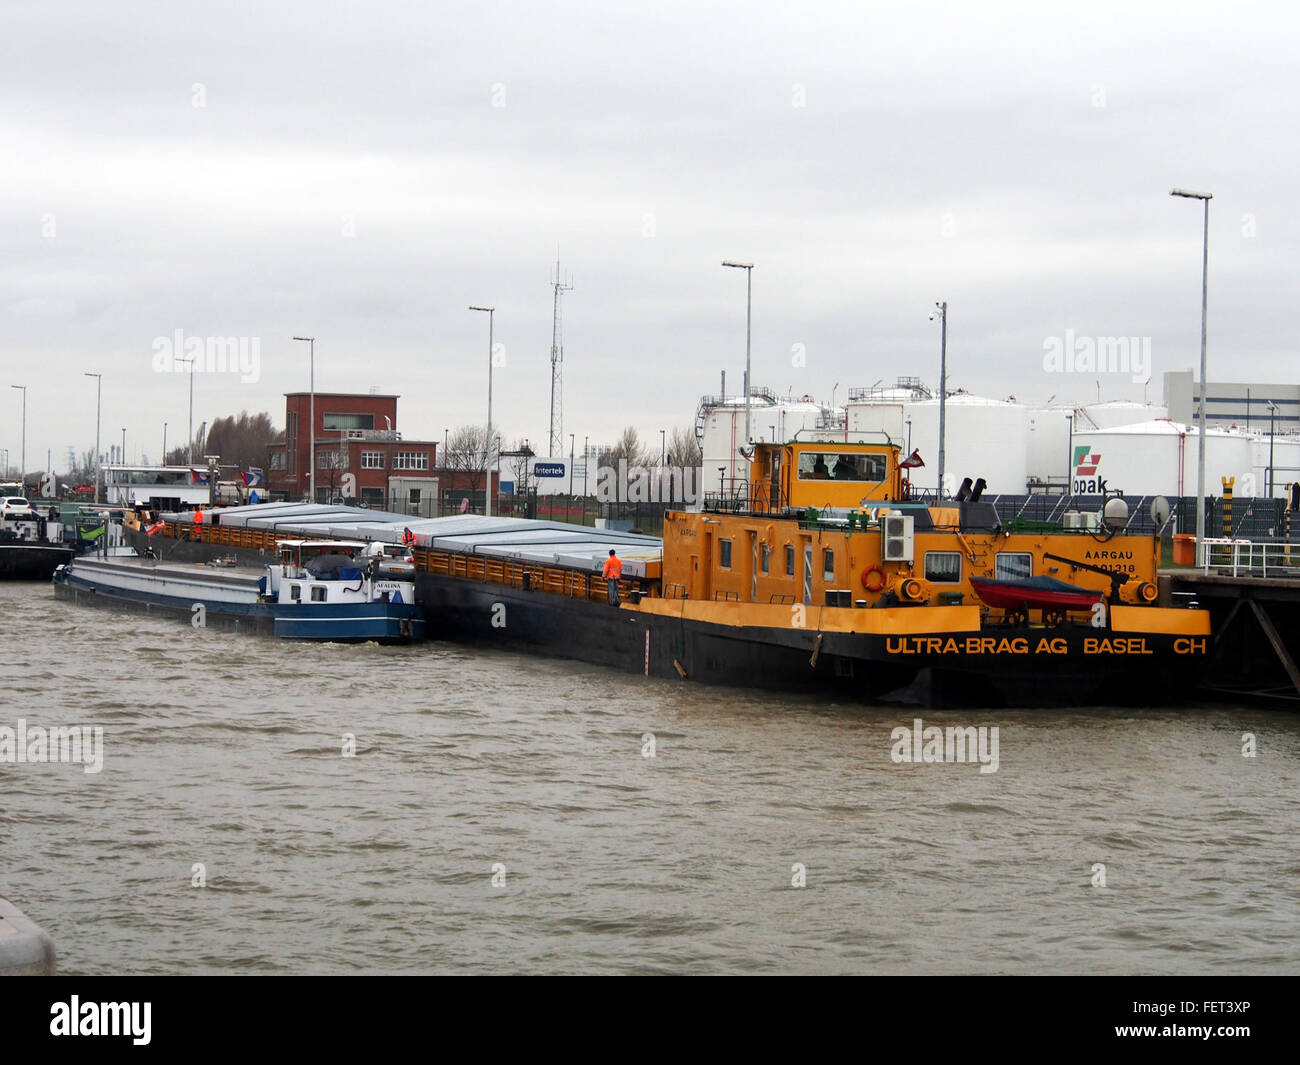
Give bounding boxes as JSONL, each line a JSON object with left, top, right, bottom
{"left": 53, "top": 538, "right": 426, "bottom": 642}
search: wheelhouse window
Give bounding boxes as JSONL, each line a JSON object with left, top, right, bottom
{"left": 760, "top": 543, "right": 771, "bottom": 574}
{"left": 310, "top": 586, "right": 327, "bottom": 602}
{"left": 290, "top": 583, "right": 302, "bottom": 601}
{"left": 719, "top": 539, "right": 732, "bottom": 569}
{"left": 785, "top": 545, "right": 795, "bottom": 577}
{"left": 797, "top": 451, "right": 887, "bottom": 482}
{"left": 995, "top": 553, "right": 1033, "bottom": 580}
{"left": 924, "top": 552, "right": 962, "bottom": 583}
{"left": 823, "top": 548, "right": 835, "bottom": 580}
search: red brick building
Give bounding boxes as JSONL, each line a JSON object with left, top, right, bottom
{"left": 267, "top": 392, "right": 446, "bottom": 513}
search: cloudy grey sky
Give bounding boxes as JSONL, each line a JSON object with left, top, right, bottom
{"left": 2, "top": 0, "right": 1295, "bottom": 473}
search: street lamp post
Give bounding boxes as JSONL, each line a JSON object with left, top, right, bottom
{"left": 468, "top": 307, "right": 494, "bottom": 516}
{"left": 722, "top": 261, "right": 754, "bottom": 454}
{"left": 84, "top": 373, "right": 101, "bottom": 503}
{"left": 930, "top": 302, "right": 948, "bottom": 498}
{"left": 659, "top": 428, "right": 666, "bottom": 466}
{"left": 1268, "top": 401, "right": 1278, "bottom": 498}
{"left": 583, "top": 434, "right": 588, "bottom": 496}
{"left": 569, "top": 433, "right": 575, "bottom": 497}
{"left": 1170, "top": 187, "right": 1212, "bottom": 562}
{"left": 163, "top": 422, "right": 168, "bottom": 460}
{"left": 11, "top": 385, "right": 26, "bottom": 488}
{"left": 293, "top": 337, "right": 316, "bottom": 502}
{"left": 121, "top": 428, "right": 126, "bottom": 466}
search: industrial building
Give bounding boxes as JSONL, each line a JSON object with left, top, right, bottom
{"left": 265, "top": 392, "right": 443, "bottom": 511}
{"left": 1164, "top": 370, "right": 1299, "bottom": 430}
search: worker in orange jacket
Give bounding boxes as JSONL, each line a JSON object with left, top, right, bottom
{"left": 602, "top": 549, "right": 623, "bottom": 605}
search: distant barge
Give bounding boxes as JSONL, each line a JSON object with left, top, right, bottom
{"left": 143, "top": 436, "right": 1211, "bottom": 707}
{"left": 55, "top": 539, "right": 425, "bottom": 642}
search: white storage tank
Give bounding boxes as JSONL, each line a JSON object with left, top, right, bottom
{"left": 1070, "top": 420, "right": 1256, "bottom": 497}
{"left": 848, "top": 393, "right": 1029, "bottom": 496}
{"left": 697, "top": 389, "right": 830, "bottom": 494}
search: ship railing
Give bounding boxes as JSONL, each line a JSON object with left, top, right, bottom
{"left": 1201, "top": 537, "right": 1300, "bottom": 578}
{"left": 703, "top": 481, "right": 793, "bottom": 516}
{"left": 420, "top": 547, "right": 658, "bottom": 604}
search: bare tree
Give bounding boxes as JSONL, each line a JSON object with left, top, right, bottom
{"left": 598, "top": 426, "right": 655, "bottom": 470}
{"left": 203, "top": 411, "right": 282, "bottom": 469}
{"left": 444, "top": 424, "right": 494, "bottom": 499}
{"left": 667, "top": 426, "right": 703, "bottom": 469}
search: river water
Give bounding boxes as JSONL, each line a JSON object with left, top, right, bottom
{"left": 2, "top": 581, "right": 1298, "bottom": 974}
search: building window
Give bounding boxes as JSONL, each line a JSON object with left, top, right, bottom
{"left": 394, "top": 451, "right": 429, "bottom": 471}
{"left": 719, "top": 539, "right": 732, "bottom": 568}
{"left": 924, "top": 552, "right": 962, "bottom": 583}
{"left": 361, "top": 451, "right": 385, "bottom": 469}
{"left": 823, "top": 547, "right": 835, "bottom": 580}
{"left": 323, "top": 413, "right": 375, "bottom": 431}
{"left": 785, "top": 544, "right": 795, "bottom": 577}
{"left": 761, "top": 543, "right": 771, "bottom": 574}
{"left": 360, "top": 487, "right": 384, "bottom": 508}
{"left": 268, "top": 451, "right": 285, "bottom": 470}
{"left": 995, "top": 553, "right": 1032, "bottom": 580}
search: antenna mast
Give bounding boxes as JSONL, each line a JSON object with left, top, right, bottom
{"left": 548, "top": 258, "right": 573, "bottom": 457}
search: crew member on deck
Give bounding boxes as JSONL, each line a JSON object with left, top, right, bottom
{"left": 602, "top": 549, "right": 623, "bottom": 605}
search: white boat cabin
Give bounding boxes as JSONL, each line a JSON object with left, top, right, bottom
{"left": 265, "top": 539, "right": 418, "bottom": 607}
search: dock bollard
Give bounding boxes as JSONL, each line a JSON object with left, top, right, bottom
{"left": 0, "top": 896, "right": 57, "bottom": 975}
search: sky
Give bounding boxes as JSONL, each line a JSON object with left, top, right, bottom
{"left": 2, "top": 0, "right": 1297, "bottom": 474}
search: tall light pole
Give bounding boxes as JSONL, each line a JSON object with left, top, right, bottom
{"left": 11, "top": 385, "right": 26, "bottom": 488}
{"left": 583, "top": 434, "right": 589, "bottom": 496}
{"left": 659, "top": 428, "right": 666, "bottom": 466}
{"left": 1268, "top": 401, "right": 1278, "bottom": 498}
{"left": 293, "top": 337, "right": 315, "bottom": 502}
{"left": 930, "top": 302, "right": 948, "bottom": 497}
{"left": 468, "top": 307, "right": 494, "bottom": 516}
{"left": 722, "top": 261, "right": 754, "bottom": 455}
{"left": 84, "top": 372, "right": 101, "bottom": 502}
{"left": 163, "top": 422, "right": 168, "bottom": 460}
{"left": 1171, "top": 188, "right": 1212, "bottom": 561}
{"left": 121, "top": 428, "right": 126, "bottom": 466}
{"left": 569, "top": 433, "right": 575, "bottom": 496}
{"left": 177, "top": 355, "right": 197, "bottom": 466}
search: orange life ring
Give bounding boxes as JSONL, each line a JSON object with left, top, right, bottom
{"left": 861, "top": 565, "right": 885, "bottom": 592}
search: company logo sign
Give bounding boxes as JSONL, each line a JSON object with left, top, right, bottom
{"left": 1073, "top": 446, "right": 1106, "bottom": 494}
{"left": 534, "top": 462, "right": 565, "bottom": 478}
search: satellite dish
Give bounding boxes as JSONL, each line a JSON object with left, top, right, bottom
{"left": 1150, "top": 495, "right": 1172, "bottom": 526}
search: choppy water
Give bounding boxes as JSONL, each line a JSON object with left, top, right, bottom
{"left": 1, "top": 581, "right": 1298, "bottom": 974}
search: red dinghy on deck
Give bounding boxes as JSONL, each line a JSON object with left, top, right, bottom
{"left": 970, "top": 576, "right": 1103, "bottom": 612}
